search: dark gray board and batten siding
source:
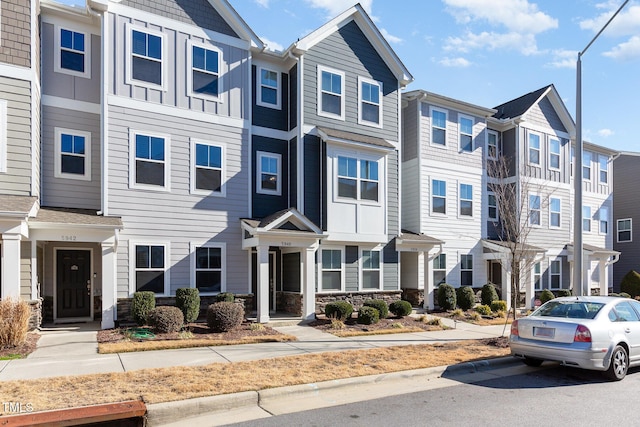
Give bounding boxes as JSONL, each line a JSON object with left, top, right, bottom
{"left": 613, "top": 154, "right": 640, "bottom": 289}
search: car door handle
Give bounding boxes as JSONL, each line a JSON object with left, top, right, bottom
{"left": 625, "top": 328, "right": 631, "bottom": 333}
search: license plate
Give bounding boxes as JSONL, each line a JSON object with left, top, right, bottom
{"left": 534, "top": 327, "right": 555, "bottom": 338}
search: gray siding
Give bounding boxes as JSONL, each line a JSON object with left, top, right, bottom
{"left": 526, "top": 97, "right": 567, "bottom": 133}
{"left": 0, "top": 0, "right": 31, "bottom": 68}
{"left": 252, "top": 65, "right": 288, "bottom": 131}
{"left": 345, "top": 245, "right": 358, "bottom": 292}
{"left": 289, "top": 64, "right": 297, "bottom": 130}
{"left": 402, "top": 98, "right": 418, "bottom": 161}
{"left": 252, "top": 136, "right": 288, "bottom": 218}
{"left": 401, "top": 159, "right": 420, "bottom": 233}
{"left": 387, "top": 150, "right": 399, "bottom": 235}
{"left": 613, "top": 154, "right": 640, "bottom": 288}
{"left": 20, "top": 241, "right": 31, "bottom": 299}
{"left": 303, "top": 134, "right": 322, "bottom": 228}
{"left": 289, "top": 137, "right": 297, "bottom": 209}
{"left": 282, "top": 252, "right": 300, "bottom": 292}
{"left": 383, "top": 239, "right": 398, "bottom": 290}
{"left": 41, "top": 105, "right": 101, "bottom": 209}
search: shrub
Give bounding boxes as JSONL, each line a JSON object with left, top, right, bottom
{"left": 330, "top": 319, "right": 345, "bottom": 330}
{"left": 389, "top": 300, "right": 413, "bottom": 317}
{"left": 475, "top": 304, "right": 492, "bottom": 316}
{"left": 450, "top": 308, "right": 464, "bottom": 318}
{"left": 481, "top": 284, "right": 499, "bottom": 306}
{"left": 207, "top": 302, "right": 244, "bottom": 332}
{"left": 496, "top": 310, "right": 507, "bottom": 318}
{"left": 176, "top": 288, "right": 200, "bottom": 323}
{"left": 620, "top": 292, "right": 631, "bottom": 299}
{"left": 0, "top": 299, "right": 30, "bottom": 348}
{"left": 324, "top": 301, "right": 354, "bottom": 320}
{"left": 131, "top": 291, "right": 155, "bottom": 326}
{"left": 357, "top": 306, "right": 380, "bottom": 325}
{"left": 457, "top": 286, "right": 476, "bottom": 310}
{"left": 469, "top": 311, "right": 482, "bottom": 321}
{"left": 539, "top": 289, "right": 555, "bottom": 304}
{"left": 437, "top": 283, "right": 457, "bottom": 310}
{"left": 621, "top": 270, "right": 640, "bottom": 298}
{"left": 215, "top": 292, "right": 235, "bottom": 303}
{"left": 420, "top": 316, "right": 443, "bottom": 327}
{"left": 556, "top": 289, "right": 572, "bottom": 297}
{"left": 363, "top": 299, "right": 389, "bottom": 319}
{"left": 490, "top": 300, "right": 507, "bottom": 313}
{"left": 148, "top": 306, "right": 184, "bottom": 333}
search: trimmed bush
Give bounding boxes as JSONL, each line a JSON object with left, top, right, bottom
{"left": 207, "top": 302, "right": 244, "bottom": 332}
{"left": 363, "top": 299, "right": 389, "bottom": 319}
{"left": 437, "top": 283, "right": 457, "bottom": 310}
{"left": 389, "top": 300, "right": 413, "bottom": 317}
{"left": 620, "top": 270, "right": 640, "bottom": 298}
{"left": 490, "top": 300, "right": 507, "bottom": 313}
{"left": 324, "top": 301, "right": 354, "bottom": 320}
{"left": 357, "top": 306, "right": 380, "bottom": 325}
{"left": 556, "top": 289, "right": 572, "bottom": 297}
{"left": 620, "top": 292, "right": 631, "bottom": 299}
{"left": 540, "top": 289, "right": 555, "bottom": 304}
{"left": 215, "top": 292, "right": 235, "bottom": 302}
{"left": 131, "top": 291, "right": 156, "bottom": 326}
{"left": 481, "top": 284, "right": 499, "bottom": 306}
{"left": 0, "top": 299, "right": 30, "bottom": 348}
{"left": 148, "top": 306, "right": 184, "bottom": 333}
{"left": 457, "top": 286, "right": 476, "bottom": 310}
{"left": 176, "top": 288, "right": 201, "bottom": 323}
{"left": 475, "top": 304, "right": 492, "bottom": 316}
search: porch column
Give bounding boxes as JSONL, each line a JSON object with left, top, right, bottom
{"left": 525, "top": 267, "right": 534, "bottom": 310}
{"left": 502, "top": 262, "right": 512, "bottom": 310}
{"left": 302, "top": 247, "right": 316, "bottom": 320}
{"left": 598, "top": 259, "right": 608, "bottom": 296}
{"left": 423, "top": 252, "right": 434, "bottom": 310}
{"left": 101, "top": 241, "right": 116, "bottom": 329}
{"left": 256, "top": 245, "right": 270, "bottom": 323}
{"left": 583, "top": 257, "right": 591, "bottom": 296}
{"left": 1, "top": 234, "right": 21, "bottom": 299}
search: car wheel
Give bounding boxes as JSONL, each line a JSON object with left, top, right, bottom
{"left": 605, "top": 345, "right": 628, "bottom": 381}
{"left": 523, "top": 357, "right": 543, "bottom": 367}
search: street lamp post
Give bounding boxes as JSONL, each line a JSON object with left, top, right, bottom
{"left": 574, "top": 0, "right": 629, "bottom": 296}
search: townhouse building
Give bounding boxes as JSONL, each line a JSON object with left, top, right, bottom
{"left": 613, "top": 152, "right": 640, "bottom": 289}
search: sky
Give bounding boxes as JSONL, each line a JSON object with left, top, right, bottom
{"left": 56, "top": 0, "right": 640, "bottom": 153}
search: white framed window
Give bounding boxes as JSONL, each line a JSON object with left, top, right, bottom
{"left": 459, "top": 183, "right": 473, "bottom": 217}
{"left": 257, "top": 151, "right": 281, "bottom": 196}
{"left": 257, "top": 67, "right": 280, "bottom": 109}
{"left": 126, "top": 24, "right": 166, "bottom": 90}
{"left": 583, "top": 205, "right": 592, "bottom": 233}
{"left": 460, "top": 254, "right": 473, "bottom": 286}
{"left": 528, "top": 132, "right": 540, "bottom": 165}
{"left": 0, "top": 99, "right": 7, "bottom": 173}
{"left": 583, "top": 151, "right": 592, "bottom": 181}
{"left": 570, "top": 146, "right": 574, "bottom": 177}
{"left": 550, "top": 259, "right": 561, "bottom": 290}
{"left": 129, "top": 130, "right": 170, "bottom": 190}
{"left": 358, "top": 76, "right": 382, "bottom": 127}
{"left": 361, "top": 249, "right": 382, "bottom": 290}
{"left": 318, "top": 65, "right": 345, "bottom": 120}
{"left": 188, "top": 40, "right": 222, "bottom": 100}
{"left": 533, "top": 262, "right": 542, "bottom": 291}
{"left": 432, "top": 179, "right": 446, "bottom": 214}
{"left": 191, "top": 242, "right": 225, "bottom": 295}
{"left": 320, "top": 248, "right": 344, "bottom": 292}
{"left": 433, "top": 253, "right": 446, "bottom": 286}
{"left": 54, "top": 128, "right": 91, "bottom": 181}
{"left": 191, "top": 139, "right": 224, "bottom": 196}
{"left": 599, "top": 155, "right": 608, "bottom": 184}
{"left": 459, "top": 115, "right": 473, "bottom": 152}
{"left": 488, "top": 192, "right": 498, "bottom": 222}
{"left": 549, "top": 197, "right": 561, "bottom": 228}
{"left": 336, "top": 156, "right": 379, "bottom": 202}
{"left": 529, "top": 194, "right": 541, "bottom": 226}
{"left": 599, "top": 206, "right": 609, "bottom": 235}
{"left": 54, "top": 26, "right": 90, "bottom": 78}
{"left": 618, "top": 218, "right": 632, "bottom": 242}
{"left": 549, "top": 138, "right": 560, "bottom": 170}
{"left": 431, "top": 107, "right": 447, "bottom": 146}
{"left": 131, "top": 242, "right": 168, "bottom": 295}
{"left": 487, "top": 130, "right": 498, "bottom": 160}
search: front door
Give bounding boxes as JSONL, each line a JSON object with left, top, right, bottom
{"left": 56, "top": 250, "right": 91, "bottom": 319}
{"left": 489, "top": 261, "right": 502, "bottom": 286}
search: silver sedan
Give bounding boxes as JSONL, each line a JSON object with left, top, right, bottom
{"left": 509, "top": 296, "right": 640, "bottom": 380}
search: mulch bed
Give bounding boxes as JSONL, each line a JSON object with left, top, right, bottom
{"left": 0, "top": 333, "right": 40, "bottom": 359}
{"left": 309, "top": 315, "right": 444, "bottom": 334}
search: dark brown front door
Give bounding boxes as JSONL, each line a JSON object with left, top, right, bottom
{"left": 57, "top": 250, "right": 91, "bottom": 318}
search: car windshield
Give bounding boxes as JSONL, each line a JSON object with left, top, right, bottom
{"left": 531, "top": 301, "right": 604, "bottom": 319}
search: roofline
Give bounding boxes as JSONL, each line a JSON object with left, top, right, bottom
{"left": 404, "top": 90, "right": 497, "bottom": 117}
{"left": 208, "top": 0, "right": 264, "bottom": 50}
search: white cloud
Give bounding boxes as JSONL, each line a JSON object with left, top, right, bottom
{"left": 580, "top": 4, "right": 640, "bottom": 38}
{"left": 444, "top": 31, "right": 541, "bottom": 55}
{"left": 547, "top": 49, "right": 578, "bottom": 68}
{"left": 598, "top": 128, "right": 615, "bottom": 137}
{"left": 603, "top": 35, "right": 640, "bottom": 60}
{"left": 304, "top": 0, "right": 372, "bottom": 17}
{"left": 439, "top": 57, "right": 472, "bottom": 67}
{"left": 260, "top": 37, "right": 285, "bottom": 52}
{"left": 254, "top": 0, "right": 269, "bottom": 8}
{"left": 380, "top": 28, "right": 403, "bottom": 44}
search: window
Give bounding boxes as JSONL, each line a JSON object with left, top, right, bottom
{"left": 570, "top": 146, "right": 574, "bottom": 177}
{"left": 488, "top": 192, "right": 498, "bottom": 221}
{"left": 257, "top": 151, "right": 281, "bottom": 195}
{"left": 617, "top": 219, "right": 632, "bottom": 242}
{"left": 54, "top": 128, "right": 91, "bottom": 181}
{"left": 127, "top": 25, "right": 164, "bottom": 88}
{"left": 599, "top": 206, "right": 609, "bottom": 234}
{"left": 431, "top": 108, "right": 446, "bottom": 146}
{"left": 257, "top": 67, "right": 280, "bottom": 108}
{"left": 189, "top": 41, "right": 221, "bottom": 99}
{"left": 550, "top": 260, "right": 561, "bottom": 289}
{"left": 487, "top": 131, "right": 498, "bottom": 159}
{"left": 361, "top": 250, "right": 381, "bottom": 290}
{"left": 358, "top": 77, "right": 382, "bottom": 126}
{"left": 583, "top": 206, "right": 592, "bottom": 232}
{"left": 194, "top": 245, "right": 223, "bottom": 294}
{"left": 459, "top": 183, "right": 473, "bottom": 217}
{"left": 528, "top": 133, "right": 540, "bottom": 165}
{"left": 321, "top": 249, "right": 342, "bottom": 291}
{"left": 549, "top": 138, "right": 560, "bottom": 170}
{"left": 192, "top": 140, "right": 223, "bottom": 195}
{"left": 459, "top": 116, "right": 473, "bottom": 152}
{"left": 130, "top": 131, "right": 169, "bottom": 190}
{"left": 55, "top": 27, "right": 90, "bottom": 78}
{"left": 549, "top": 197, "right": 561, "bottom": 228}
{"left": 360, "top": 160, "right": 378, "bottom": 201}
{"left": 432, "top": 179, "right": 446, "bottom": 214}
{"left": 529, "top": 194, "right": 541, "bottom": 226}
{"left": 433, "top": 253, "right": 446, "bottom": 285}
{"left": 460, "top": 254, "right": 473, "bottom": 286}
{"left": 583, "top": 151, "right": 592, "bottom": 180}
{"left": 318, "top": 66, "right": 344, "bottom": 119}
{"left": 0, "top": 99, "right": 8, "bottom": 173}
{"left": 134, "top": 244, "right": 166, "bottom": 294}
{"left": 533, "top": 262, "right": 542, "bottom": 291}
{"left": 599, "top": 155, "right": 608, "bottom": 184}
{"left": 336, "top": 156, "right": 378, "bottom": 202}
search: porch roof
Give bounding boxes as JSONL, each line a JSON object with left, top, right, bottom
{"left": 29, "top": 207, "right": 123, "bottom": 229}
{"left": 565, "top": 243, "right": 620, "bottom": 257}
{"left": 241, "top": 208, "right": 326, "bottom": 249}
{"left": 482, "top": 239, "right": 546, "bottom": 255}
{"left": 0, "top": 195, "right": 38, "bottom": 218}
{"left": 317, "top": 126, "right": 395, "bottom": 150}
{"left": 396, "top": 230, "right": 443, "bottom": 252}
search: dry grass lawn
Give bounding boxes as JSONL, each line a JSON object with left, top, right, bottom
{"left": 0, "top": 339, "right": 509, "bottom": 415}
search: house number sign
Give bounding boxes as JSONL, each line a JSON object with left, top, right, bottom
{"left": 61, "top": 235, "right": 77, "bottom": 241}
